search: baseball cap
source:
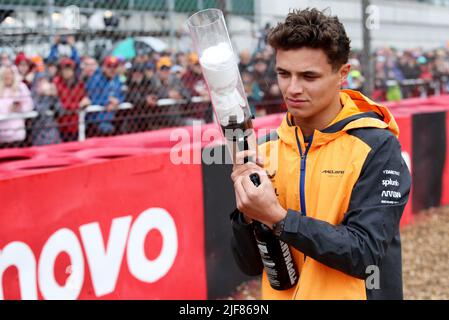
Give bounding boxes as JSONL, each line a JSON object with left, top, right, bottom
{"left": 188, "top": 52, "right": 199, "bottom": 64}
{"left": 157, "top": 57, "right": 173, "bottom": 70}
{"left": 103, "top": 56, "right": 120, "bottom": 68}
{"left": 59, "top": 57, "right": 76, "bottom": 69}
{"left": 14, "top": 52, "right": 30, "bottom": 66}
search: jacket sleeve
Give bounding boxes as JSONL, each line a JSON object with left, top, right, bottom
{"left": 46, "top": 44, "right": 58, "bottom": 63}
{"left": 230, "top": 209, "right": 264, "bottom": 276}
{"left": 278, "top": 133, "right": 411, "bottom": 279}
{"left": 70, "top": 46, "right": 81, "bottom": 70}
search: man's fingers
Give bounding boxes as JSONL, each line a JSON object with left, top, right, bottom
{"left": 231, "top": 162, "right": 261, "bottom": 182}
{"left": 241, "top": 174, "right": 258, "bottom": 198}
{"left": 257, "top": 170, "right": 270, "bottom": 184}
{"left": 243, "top": 170, "right": 269, "bottom": 191}
{"left": 234, "top": 183, "right": 242, "bottom": 209}
{"left": 234, "top": 150, "right": 257, "bottom": 165}
{"left": 234, "top": 176, "right": 248, "bottom": 209}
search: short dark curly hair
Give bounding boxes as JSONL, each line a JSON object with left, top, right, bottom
{"left": 267, "top": 8, "right": 351, "bottom": 71}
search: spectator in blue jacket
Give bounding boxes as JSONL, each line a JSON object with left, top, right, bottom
{"left": 85, "top": 56, "right": 124, "bottom": 136}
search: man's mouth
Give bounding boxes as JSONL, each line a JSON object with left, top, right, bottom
{"left": 287, "top": 98, "right": 308, "bottom": 106}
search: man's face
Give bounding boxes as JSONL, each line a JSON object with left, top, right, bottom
{"left": 48, "top": 65, "right": 58, "bottom": 77}
{"left": 158, "top": 66, "right": 170, "bottom": 81}
{"left": 275, "top": 47, "right": 349, "bottom": 122}
{"left": 103, "top": 64, "right": 117, "bottom": 79}
{"left": 144, "top": 68, "right": 154, "bottom": 78}
{"left": 18, "top": 61, "right": 29, "bottom": 75}
{"left": 3, "top": 67, "right": 14, "bottom": 87}
{"left": 131, "top": 70, "right": 144, "bottom": 82}
{"left": 192, "top": 63, "right": 202, "bottom": 75}
{"left": 83, "top": 58, "right": 97, "bottom": 76}
{"left": 255, "top": 60, "right": 267, "bottom": 74}
{"left": 61, "top": 66, "right": 74, "bottom": 80}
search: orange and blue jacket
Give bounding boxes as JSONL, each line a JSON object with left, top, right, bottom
{"left": 231, "top": 89, "right": 411, "bottom": 300}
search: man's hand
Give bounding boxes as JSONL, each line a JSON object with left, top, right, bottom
{"left": 106, "top": 96, "right": 120, "bottom": 112}
{"left": 145, "top": 94, "right": 158, "bottom": 107}
{"left": 79, "top": 96, "right": 91, "bottom": 109}
{"left": 67, "top": 35, "right": 76, "bottom": 46}
{"left": 11, "top": 101, "right": 22, "bottom": 112}
{"left": 168, "top": 89, "right": 182, "bottom": 100}
{"left": 231, "top": 150, "right": 286, "bottom": 227}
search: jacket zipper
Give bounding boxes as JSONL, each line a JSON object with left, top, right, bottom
{"left": 294, "top": 127, "right": 313, "bottom": 216}
{"left": 293, "top": 127, "right": 313, "bottom": 300}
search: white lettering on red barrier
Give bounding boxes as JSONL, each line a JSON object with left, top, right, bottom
{"left": 38, "top": 228, "right": 85, "bottom": 300}
{"left": 79, "top": 216, "right": 133, "bottom": 297}
{"left": 0, "top": 242, "right": 37, "bottom": 300}
{"left": 0, "top": 207, "right": 178, "bottom": 300}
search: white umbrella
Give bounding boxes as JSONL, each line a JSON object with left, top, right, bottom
{"left": 134, "top": 36, "right": 168, "bottom": 53}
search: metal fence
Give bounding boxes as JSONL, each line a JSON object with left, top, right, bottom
{"left": 1, "top": 1, "right": 449, "bottom": 148}
{"left": 0, "top": 0, "right": 283, "bottom": 148}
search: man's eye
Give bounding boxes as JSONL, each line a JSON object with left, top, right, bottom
{"left": 304, "top": 75, "right": 318, "bottom": 81}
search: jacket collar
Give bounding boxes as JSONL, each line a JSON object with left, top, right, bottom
{"left": 277, "top": 89, "right": 399, "bottom": 151}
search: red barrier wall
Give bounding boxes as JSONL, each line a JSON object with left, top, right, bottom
{"left": 1, "top": 97, "right": 448, "bottom": 300}
{"left": 393, "top": 112, "right": 413, "bottom": 226}
{"left": 0, "top": 151, "right": 207, "bottom": 300}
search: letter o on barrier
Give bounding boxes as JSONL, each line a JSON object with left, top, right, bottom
{"left": 38, "top": 228, "right": 84, "bottom": 300}
{"left": 127, "top": 208, "right": 178, "bottom": 283}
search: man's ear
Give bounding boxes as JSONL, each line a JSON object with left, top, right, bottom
{"left": 339, "top": 63, "right": 351, "bottom": 85}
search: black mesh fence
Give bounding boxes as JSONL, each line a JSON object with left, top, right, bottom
{"left": 0, "top": 0, "right": 287, "bottom": 148}
{"left": 1, "top": 1, "right": 449, "bottom": 148}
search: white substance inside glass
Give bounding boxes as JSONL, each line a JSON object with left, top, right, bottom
{"left": 200, "top": 42, "right": 245, "bottom": 126}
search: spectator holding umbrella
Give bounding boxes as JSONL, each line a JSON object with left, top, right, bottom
{"left": 54, "top": 57, "right": 90, "bottom": 142}
{"left": 85, "top": 56, "right": 124, "bottom": 136}
{"left": 0, "top": 65, "right": 34, "bottom": 148}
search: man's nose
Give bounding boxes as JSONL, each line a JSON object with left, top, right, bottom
{"left": 287, "top": 77, "right": 305, "bottom": 96}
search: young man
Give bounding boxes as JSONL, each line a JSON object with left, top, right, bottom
{"left": 230, "top": 8, "right": 411, "bottom": 300}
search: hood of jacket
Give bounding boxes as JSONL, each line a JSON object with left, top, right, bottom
{"left": 277, "top": 89, "right": 399, "bottom": 151}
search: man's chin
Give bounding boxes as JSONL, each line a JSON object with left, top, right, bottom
{"left": 287, "top": 108, "right": 311, "bottom": 120}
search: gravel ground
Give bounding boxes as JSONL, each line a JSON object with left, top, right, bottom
{"left": 227, "top": 206, "right": 449, "bottom": 300}
{"left": 402, "top": 206, "right": 449, "bottom": 299}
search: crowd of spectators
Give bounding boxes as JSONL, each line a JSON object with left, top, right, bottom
{"left": 1, "top": 34, "right": 449, "bottom": 148}
{"left": 347, "top": 47, "right": 449, "bottom": 101}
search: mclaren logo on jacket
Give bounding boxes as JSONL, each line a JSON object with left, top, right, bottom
{"left": 321, "top": 169, "right": 345, "bottom": 176}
